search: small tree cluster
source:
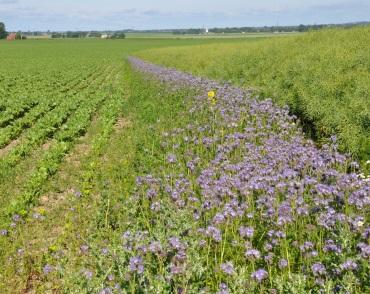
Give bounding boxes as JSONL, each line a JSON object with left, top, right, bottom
{"left": 110, "top": 32, "right": 126, "bottom": 39}
{"left": 0, "top": 22, "right": 8, "bottom": 39}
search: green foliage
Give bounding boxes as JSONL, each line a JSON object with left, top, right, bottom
{"left": 137, "top": 26, "right": 370, "bottom": 162}
{"left": 15, "top": 32, "right": 24, "bottom": 40}
{"left": 0, "top": 22, "right": 7, "bottom": 39}
{"left": 111, "top": 32, "right": 126, "bottom": 39}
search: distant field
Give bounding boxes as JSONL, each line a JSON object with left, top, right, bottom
{"left": 137, "top": 26, "right": 370, "bottom": 162}
{"left": 125, "top": 32, "right": 298, "bottom": 39}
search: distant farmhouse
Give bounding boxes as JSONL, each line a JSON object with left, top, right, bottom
{"left": 7, "top": 33, "right": 16, "bottom": 41}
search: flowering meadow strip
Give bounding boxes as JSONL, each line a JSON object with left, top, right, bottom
{"left": 122, "top": 57, "right": 370, "bottom": 293}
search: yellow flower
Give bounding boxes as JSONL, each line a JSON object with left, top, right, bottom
{"left": 38, "top": 207, "right": 46, "bottom": 215}
{"left": 208, "top": 91, "right": 215, "bottom": 99}
{"left": 48, "top": 245, "right": 58, "bottom": 252}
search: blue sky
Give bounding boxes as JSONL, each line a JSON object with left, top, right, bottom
{"left": 1, "top": 0, "right": 369, "bottom": 31}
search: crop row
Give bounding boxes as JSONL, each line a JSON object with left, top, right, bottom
{"left": 0, "top": 65, "right": 114, "bottom": 175}
{"left": 0, "top": 65, "right": 105, "bottom": 147}
{"left": 2, "top": 65, "right": 124, "bottom": 226}
{"left": 0, "top": 64, "right": 100, "bottom": 116}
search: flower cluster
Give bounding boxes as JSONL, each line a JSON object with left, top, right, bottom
{"left": 89, "top": 57, "right": 370, "bottom": 292}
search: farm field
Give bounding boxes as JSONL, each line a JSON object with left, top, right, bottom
{"left": 137, "top": 26, "right": 370, "bottom": 163}
{"left": 125, "top": 32, "right": 297, "bottom": 39}
{"left": 0, "top": 29, "right": 369, "bottom": 293}
{"left": 0, "top": 37, "right": 244, "bottom": 292}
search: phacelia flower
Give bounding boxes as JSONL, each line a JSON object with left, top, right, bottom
{"left": 251, "top": 269, "right": 268, "bottom": 282}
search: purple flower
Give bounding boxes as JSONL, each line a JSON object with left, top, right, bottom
{"left": 311, "top": 263, "right": 326, "bottom": 276}
{"left": 323, "top": 240, "right": 341, "bottom": 254}
{"left": 169, "top": 237, "right": 185, "bottom": 251}
{"left": 150, "top": 201, "right": 161, "bottom": 211}
{"left": 340, "top": 259, "right": 358, "bottom": 271}
{"left": 101, "top": 248, "right": 109, "bottom": 255}
{"left": 82, "top": 269, "right": 93, "bottom": 279}
{"left": 129, "top": 256, "right": 144, "bottom": 274}
{"left": 239, "top": 226, "right": 254, "bottom": 238}
{"left": 217, "top": 283, "right": 229, "bottom": 294}
{"left": 99, "top": 288, "right": 113, "bottom": 294}
{"left": 167, "top": 154, "right": 177, "bottom": 164}
{"left": 149, "top": 241, "right": 163, "bottom": 254}
{"left": 220, "top": 262, "right": 235, "bottom": 275}
{"left": 43, "top": 264, "right": 54, "bottom": 275}
{"left": 278, "top": 259, "right": 288, "bottom": 269}
{"left": 251, "top": 269, "right": 268, "bottom": 282}
{"left": 358, "top": 242, "right": 370, "bottom": 258}
{"left": 0, "top": 229, "right": 8, "bottom": 236}
{"left": 12, "top": 214, "right": 21, "bottom": 222}
{"left": 170, "top": 264, "right": 184, "bottom": 275}
{"left": 264, "top": 253, "right": 274, "bottom": 265}
{"left": 299, "top": 241, "right": 314, "bottom": 252}
{"left": 205, "top": 226, "right": 222, "bottom": 242}
{"left": 245, "top": 249, "right": 261, "bottom": 260}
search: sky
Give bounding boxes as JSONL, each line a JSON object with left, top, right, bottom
{"left": 0, "top": 0, "right": 369, "bottom": 31}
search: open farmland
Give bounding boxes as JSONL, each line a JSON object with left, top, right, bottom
{"left": 0, "top": 29, "right": 369, "bottom": 294}
{"left": 137, "top": 26, "right": 370, "bottom": 163}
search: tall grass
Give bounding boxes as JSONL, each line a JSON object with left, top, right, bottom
{"left": 137, "top": 27, "right": 370, "bottom": 162}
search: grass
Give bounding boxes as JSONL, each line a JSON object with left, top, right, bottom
{"left": 0, "top": 37, "right": 243, "bottom": 292}
{"left": 136, "top": 26, "right": 370, "bottom": 163}
{"left": 0, "top": 32, "right": 369, "bottom": 293}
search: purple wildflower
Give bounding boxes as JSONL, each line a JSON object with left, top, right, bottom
{"left": 245, "top": 249, "right": 261, "bottom": 260}
{"left": 311, "top": 263, "right": 326, "bottom": 276}
{"left": 170, "top": 264, "right": 184, "bottom": 275}
{"left": 101, "top": 248, "right": 109, "bottom": 255}
{"left": 129, "top": 256, "right": 144, "bottom": 274}
{"left": 43, "top": 264, "right": 54, "bottom": 275}
{"left": 278, "top": 259, "right": 288, "bottom": 269}
{"left": 169, "top": 237, "right": 185, "bottom": 251}
{"left": 217, "top": 283, "right": 229, "bottom": 294}
{"left": 99, "top": 288, "right": 113, "bottom": 294}
{"left": 340, "top": 259, "right": 358, "bottom": 271}
{"left": 251, "top": 269, "right": 268, "bottom": 282}
{"left": 83, "top": 269, "right": 93, "bottom": 279}
{"left": 239, "top": 226, "right": 254, "bottom": 238}
{"left": 205, "top": 226, "right": 222, "bottom": 242}
{"left": 167, "top": 154, "right": 177, "bottom": 164}
{"left": 220, "top": 262, "right": 235, "bottom": 275}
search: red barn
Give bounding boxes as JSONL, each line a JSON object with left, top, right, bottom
{"left": 6, "top": 33, "right": 16, "bottom": 41}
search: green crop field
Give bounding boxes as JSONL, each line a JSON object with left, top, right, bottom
{"left": 0, "top": 28, "right": 369, "bottom": 293}
{"left": 137, "top": 26, "right": 370, "bottom": 163}
{"left": 0, "top": 37, "right": 239, "bottom": 291}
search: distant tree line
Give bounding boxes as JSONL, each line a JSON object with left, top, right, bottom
{"left": 172, "top": 21, "right": 370, "bottom": 34}
{"left": 50, "top": 31, "right": 125, "bottom": 39}
{"left": 0, "top": 22, "right": 8, "bottom": 39}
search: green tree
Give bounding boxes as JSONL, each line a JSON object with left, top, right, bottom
{"left": 111, "top": 32, "right": 126, "bottom": 39}
{"left": 0, "top": 22, "right": 8, "bottom": 39}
